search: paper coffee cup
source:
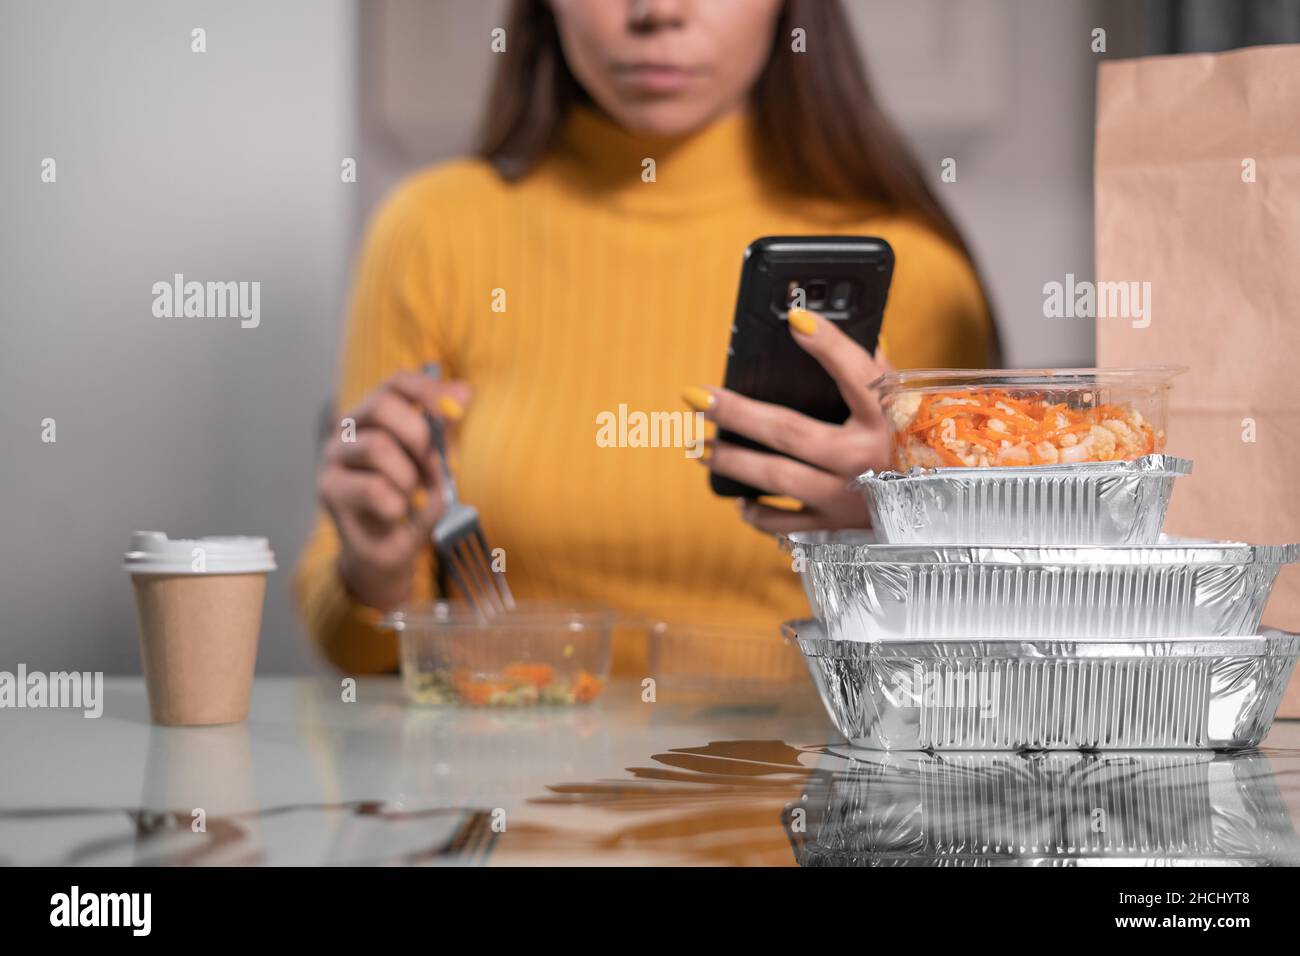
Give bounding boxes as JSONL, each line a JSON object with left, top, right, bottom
{"left": 124, "top": 532, "right": 275, "bottom": 726}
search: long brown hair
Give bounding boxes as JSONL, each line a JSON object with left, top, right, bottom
{"left": 478, "top": 0, "right": 998, "bottom": 360}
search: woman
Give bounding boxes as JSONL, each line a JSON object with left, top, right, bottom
{"left": 296, "top": 0, "right": 994, "bottom": 674}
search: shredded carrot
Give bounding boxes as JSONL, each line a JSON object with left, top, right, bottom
{"left": 908, "top": 415, "right": 950, "bottom": 434}
{"left": 455, "top": 677, "right": 512, "bottom": 705}
{"left": 503, "top": 662, "right": 555, "bottom": 689}
{"left": 893, "top": 388, "right": 1156, "bottom": 468}
{"left": 955, "top": 423, "right": 1000, "bottom": 452}
{"left": 993, "top": 394, "right": 1041, "bottom": 416}
{"left": 933, "top": 442, "right": 967, "bottom": 467}
{"left": 573, "top": 670, "right": 603, "bottom": 703}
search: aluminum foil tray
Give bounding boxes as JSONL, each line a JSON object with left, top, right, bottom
{"left": 785, "top": 531, "right": 1297, "bottom": 641}
{"left": 783, "top": 749, "right": 1300, "bottom": 866}
{"left": 784, "top": 619, "right": 1300, "bottom": 751}
{"left": 854, "top": 454, "right": 1190, "bottom": 546}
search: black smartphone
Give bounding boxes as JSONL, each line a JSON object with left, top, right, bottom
{"left": 711, "top": 236, "right": 894, "bottom": 499}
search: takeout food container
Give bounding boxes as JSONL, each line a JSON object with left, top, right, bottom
{"left": 382, "top": 602, "right": 615, "bottom": 707}
{"left": 875, "top": 367, "right": 1184, "bottom": 470}
{"left": 855, "top": 454, "right": 1190, "bottom": 546}
{"left": 784, "top": 618, "right": 1300, "bottom": 751}
{"left": 785, "top": 531, "right": 1297, "bottom": 641}
{"left": 784, "top": 749, "right": 1300, "bottom": 866}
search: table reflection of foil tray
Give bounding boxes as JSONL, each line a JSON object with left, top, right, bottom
{"left": 785, "top": 620, "right": 1299, "bottom": 751}
{"left": 784, "top": 750, "right": 1300, "bottom": 866}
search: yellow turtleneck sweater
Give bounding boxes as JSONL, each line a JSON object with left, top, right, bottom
{"left": 295, "top": 108, "right": 992, "bottom": 675}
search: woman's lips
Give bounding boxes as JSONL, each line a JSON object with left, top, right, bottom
{"left": 612, "top": 63, "right": 700, "bottom": 95}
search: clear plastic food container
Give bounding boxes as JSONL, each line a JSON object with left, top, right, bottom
{"left": 854, "top": 454, "right": 1191, "bottom": 545}
{"left": 785, "top": 531, "right": 1298, "bottom": 641}
{"left": 874, "top": 367, "right": 1185, "bottom": 470}
{"left": 648, "top": 619, "right": 810, "bottom": 698}
{"left": 382, "top": 601, "right": 615, "bottom": 707}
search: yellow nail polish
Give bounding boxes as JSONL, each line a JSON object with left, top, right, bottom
{"left": 787, "top": 309, "right": 816, "bottom": 335}
{"left": 682, "top": 385, "right": 715, "bottom": 412}
{"left": 757, "top": 495, "right": 804, "bottom": 512}
{"left": 437, "top": 395, "right": 464, "bottom": 421}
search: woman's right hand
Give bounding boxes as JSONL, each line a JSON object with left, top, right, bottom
{"left": 317, "top": 370, "right": 471, "bottom": 610}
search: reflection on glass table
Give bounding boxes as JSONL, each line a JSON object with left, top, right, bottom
{"left": 785, "top": 748, "right": 1300, "bottom": 866}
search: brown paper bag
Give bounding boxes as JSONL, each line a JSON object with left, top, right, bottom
{"left": 1096, "top": 44, "right": 1300, "bottom": 717}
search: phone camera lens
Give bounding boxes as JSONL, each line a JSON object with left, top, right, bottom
{"left": 805, "top": 280, "right": 828, "bottom": 308}
{"left": 830, "top": 281, "right": 852, "bottom": 312}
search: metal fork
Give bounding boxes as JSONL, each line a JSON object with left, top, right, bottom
{"left": 423, "top": 365, "right": 515, "bottom": 616}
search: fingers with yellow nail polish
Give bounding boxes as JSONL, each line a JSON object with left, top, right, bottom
{"left": 682, "top": 385, "right": 716, "bottom": 414}
{"left": 436, "top": 395, "right": 464, "bottom": 421}
{"left": 756, "top": 494, "right": 804, "bottom": 512}
{"left": 787, "top": 308, "right": 817, "bottom": 336}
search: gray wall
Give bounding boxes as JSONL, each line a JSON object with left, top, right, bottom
{"left": 900, "top": 0, "right": 1102, "bottom": 367}
{"left": 2, "top": 0, "right": 1105, "bottom": 674}
{"left": 0, "top": 0, "right": 356, "bottom": 674}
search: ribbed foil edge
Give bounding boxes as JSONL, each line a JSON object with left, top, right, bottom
{"left": 855, "top": 454, "right": 1192, "bottom": 485}
{"left": 782, "top": 532, "right": 1299, "bottom": 566}
{"left": 783, "top": 533, "right": 1294, "bottom": 640}
{"left": 785, "top": 620, "right": 1300, "bottom": 750}
{"left": 852, "top": 456, "right": 1192, "bottom": 546}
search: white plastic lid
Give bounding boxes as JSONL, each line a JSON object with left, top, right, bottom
{"left": 123, "top": 531, "right": 276, "bottom": 575}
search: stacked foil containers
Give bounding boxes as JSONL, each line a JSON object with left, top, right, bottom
{"left": 784, "top": 454, "right": 1300, "bottom": 751}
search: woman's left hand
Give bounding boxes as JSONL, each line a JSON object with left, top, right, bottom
{"left": 685, "top": 308, "right": 892, "bottom": 534}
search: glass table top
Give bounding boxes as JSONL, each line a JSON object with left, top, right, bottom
{"left": 2, "top": 677, "right": 1297, "bottom": 866}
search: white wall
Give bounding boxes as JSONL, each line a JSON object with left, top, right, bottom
{"left": 0, "top": 0, "right": 357, "bottom": 673}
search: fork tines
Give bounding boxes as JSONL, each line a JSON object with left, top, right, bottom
{"left": 440, "top": 526, "right": 515, "bottom": 616}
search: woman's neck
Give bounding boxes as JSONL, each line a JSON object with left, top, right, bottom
{"left": 551, "top": 103, "right": 770, "bottom": 215}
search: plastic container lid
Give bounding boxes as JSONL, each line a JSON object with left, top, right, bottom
{"left": 871, "top": 365, "right": 1188, "bottom": 393}
{"left": 122, "top": 531, "right": 276, "bottom": 575}
{"left": 382, "top": 600, "right": 614, "bottom": 632}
